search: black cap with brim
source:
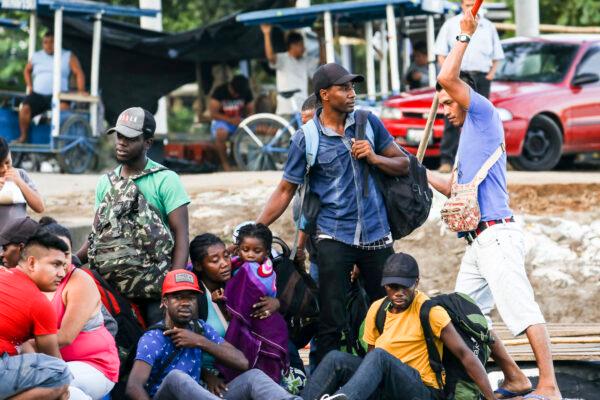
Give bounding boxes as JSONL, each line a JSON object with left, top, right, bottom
{"left": 381, "top": 276, "right": 418, "bottom": 288}
{"left": 313, "top": 63, "right": 365, "bottom": 98}
{"left": 380, "top": 253, "right": 420, "bottom": 288}
{"left": 0, "top": 217, "right": 41, "bottom": 247}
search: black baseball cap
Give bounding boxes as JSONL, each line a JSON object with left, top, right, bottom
{"left": 106, "top": 107, "right": 156, "bottom": 138}
{"left": 313, "top": 63, "right": 364, "bottom": 99}
{"left": 0, "top": 217, "right": 41, "bottom": 247}
{"left": 381, "top": 253, "right": 419, "bottom": 288}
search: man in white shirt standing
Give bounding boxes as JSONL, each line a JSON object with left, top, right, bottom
{"left": 261, "top": 24, "right": 320, "bottom": 117}
{"left": 434, "top": 0, "right": 504, "bottom": 172}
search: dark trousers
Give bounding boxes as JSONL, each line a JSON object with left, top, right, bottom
{"left": 440, "top": 71, "right": 492, "bottom": 166}
{"left": 301, "top": 349, "right": 440, "bottom": 400}
{"left": 314, "top": 239, "right": 393, "bottom": 365}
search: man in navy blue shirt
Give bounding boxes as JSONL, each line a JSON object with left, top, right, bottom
{"left": 126, "top": 270, "right": 300, "bottom": 400}
{"left": 427, "top": 10, "right": 561, "bottom": 400}
{"left": 258, "top": 63, "right": 408, "bottom": 365}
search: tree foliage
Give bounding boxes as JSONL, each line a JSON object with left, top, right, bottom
{"left": 505, "top": 0, "right": 600, "bottom": 27}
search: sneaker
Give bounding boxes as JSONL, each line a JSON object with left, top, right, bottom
{"left": 438, "top": 163, "right": 452, "bottom": 173}
{"left": 320, "top": 394, "right": 348, "bottom": 400}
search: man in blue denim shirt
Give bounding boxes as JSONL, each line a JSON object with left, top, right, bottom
{"left": 257, "top": 63, "right": 408, "bottom": 365}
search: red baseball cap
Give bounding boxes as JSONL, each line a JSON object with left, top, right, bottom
{"left": 162, "top": 270, "right": 202, "bottom": 297}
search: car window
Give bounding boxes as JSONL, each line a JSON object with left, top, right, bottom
{"left": 575, "top": 46, "right": 600, "bottom": 84}
{"left": 496, "top": 42, "right": 578, "bottom": 83}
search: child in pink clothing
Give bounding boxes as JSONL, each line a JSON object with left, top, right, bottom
{"left": 218, "top": 223, "right": 288, "bottom": 383}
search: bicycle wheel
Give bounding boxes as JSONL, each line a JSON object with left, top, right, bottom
{"left": 233, "top": 113, "right": 296, "bottom": 171}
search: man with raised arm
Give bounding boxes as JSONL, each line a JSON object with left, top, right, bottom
{"left": 427, "top": 10, "right": 561, "bottom": 400}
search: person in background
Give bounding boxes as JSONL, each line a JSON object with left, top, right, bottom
{"left": 18, "top": 30, "right": 86, "bottom": 143}
{"left": 0, "top": 137, "right": 45, "bottom": 231}
{"left": 261, "top": 24, "right": 319, "bottom": 117}
{"left": 41, "top": 217, "right": 119, "bottom": 400}
{"left": 209, "top": 75, "right": 254, "bottom": 171}
{"left": 0, "top": 217, "right": 41, "bottom": 268}
{"left": 434, "top": 0, "right": 504, "bottom": 172}
{"left": 0, "top": 231, "right": 72, "bottom": 400}
{"left": 405, "top": 41, "right": 439, "bottom": 90}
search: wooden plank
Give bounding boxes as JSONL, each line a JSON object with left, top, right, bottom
{"left": 58, "top": 92, "right": 99, "bottom": 103}
{"left": 504, "top": 337, "right": 600, "bottom": 346}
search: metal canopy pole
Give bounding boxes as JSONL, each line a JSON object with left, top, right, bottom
{"left": 379, "top": 21, "right": 388, "bottom": 97}
{"left": 51, "top": 7, "right": 63, "bottom": 138}
{"left": 365, "top": 21, "right": 376, "bottom": 101}
{"left": 90, "top": 12, "right": 102, "bottom": 137}
{"left": 426, "top": 15, "right": 436, "bottom": 87}
{"left": 27, "top": 13, "right": 36, "bottom": 63}
{"left": 324, "top": 10, "right": 335, "bottom": 63}
{"left": 402, "top": 19, "right": 411, "bottom": 89}
{"left": 386, "top": 4, "right": 400, "bottom": 94}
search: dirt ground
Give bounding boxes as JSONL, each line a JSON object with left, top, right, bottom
{"left": 40, "top": 172, "right": 600, "bottom": 328}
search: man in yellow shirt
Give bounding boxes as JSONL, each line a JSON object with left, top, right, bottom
{"left": 300, "top": 253, "right": 495, "bottom": 400}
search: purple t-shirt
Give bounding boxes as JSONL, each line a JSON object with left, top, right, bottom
{"left": 456, "top": 88, "right": 511, "bottom": 222}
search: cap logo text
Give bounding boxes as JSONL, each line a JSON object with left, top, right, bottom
{"left": 174, "top": 273, "right": 194, "bottom": 284}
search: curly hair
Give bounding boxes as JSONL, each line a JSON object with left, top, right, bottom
{"left": 236, "top": 223, "right": 273, "bottom": 253}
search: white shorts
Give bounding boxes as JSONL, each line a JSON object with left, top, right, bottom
{"left": 455, "top": 222, "right": 546, "bottom": 336}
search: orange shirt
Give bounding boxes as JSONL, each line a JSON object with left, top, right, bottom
{"left": 363, "top": 291, "right": 451, "bottom": 389}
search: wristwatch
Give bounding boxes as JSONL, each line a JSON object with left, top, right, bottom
{"left": 456, "top": 34, "right": 471, "bottom": 43}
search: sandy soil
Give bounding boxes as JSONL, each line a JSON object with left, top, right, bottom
{"left": 38, "top": 171, "right": 600, "bottom": 327}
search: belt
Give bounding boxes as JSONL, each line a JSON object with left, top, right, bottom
{"left": 464, "top": 216, "right": 515, "bottom": 245}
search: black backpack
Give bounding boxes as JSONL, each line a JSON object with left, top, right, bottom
{"left": 272, "top": 237, "right": 320, "bottom": 349}
{"left": 354, "top": 111, "right": 433, "bottom": 240}
{"left": 375, "top": 293, "right": 493, "bottom": 400}
{"left": 341, "top": 280, "right": 370, "bottom": 357}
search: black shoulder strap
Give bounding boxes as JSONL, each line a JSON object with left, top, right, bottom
{"left": 355, "top": 110, "right": 370, "bottom": 198}
{"left": 196, "top": 292, "right": 209, "bottom": 321}
{"left": 375, "top": 298, "right": 391, "bottom": 335}
{"left": 419, "top": 300, "right": 445, "bottom": 393}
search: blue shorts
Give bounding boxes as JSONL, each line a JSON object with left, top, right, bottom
{"left": 210, "top": 120, "right": 238, "bottom": 139}
{"left": 0, "top": 353, "right": 72, "bottom": 398}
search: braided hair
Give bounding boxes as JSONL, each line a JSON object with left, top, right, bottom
{"left": 236, "top": 223, "right": 273, "bottom": 254}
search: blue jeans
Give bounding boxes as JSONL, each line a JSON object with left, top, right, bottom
{"left": 301, "top": 350, "right": 440, "bottom": 400}
{"left": 154, "top": 369, "right": 300, "bottom": 400}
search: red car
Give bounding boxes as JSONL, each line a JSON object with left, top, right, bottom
{"left": 381, "top": 35, "right": 600, "bottom": 171}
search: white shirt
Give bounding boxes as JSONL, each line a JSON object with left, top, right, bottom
{"left": 434, "top": 14, "right": 504, "bottom": 73}
{"left": 270, "top": 52, "right": 319, "bottom": 115}
{"left": 31, "top": 49, "right": 72, "bottom": 95}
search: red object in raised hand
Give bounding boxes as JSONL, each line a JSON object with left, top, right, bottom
{"left": 471, "top": 0, "right": 484, "bottom": 17}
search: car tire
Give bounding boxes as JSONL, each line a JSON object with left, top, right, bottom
{"left": 510, "top": 115, "right": 563, "bottom": 171}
